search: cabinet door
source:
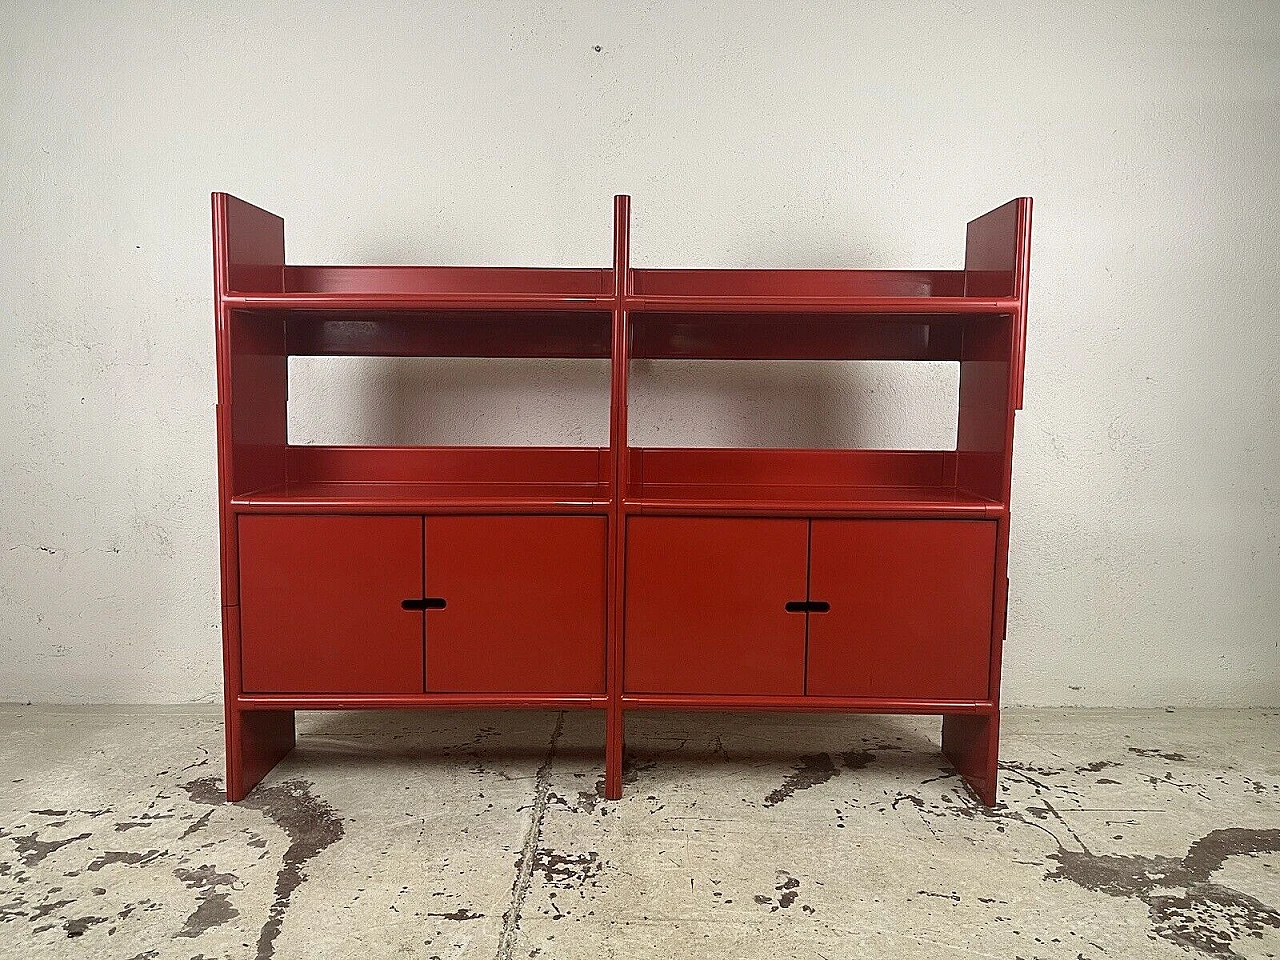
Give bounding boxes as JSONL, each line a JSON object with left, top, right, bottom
{"left": 423, "top": 516, "right": 606, "bottom": 693}
{"left": 806, "top": 520, "right": 996, "bottom": 700}
{"left": 238, "top": 515, "right": 424, "bottom": 694}
{"left": 625, "top": 517, "right": 808, "bottom": 695}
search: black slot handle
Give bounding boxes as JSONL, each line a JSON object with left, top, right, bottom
{"left": 785, "top": 600, "right": 830, "bottom": 614}
{"left": 401, "top": 597, "right": 447, "bottom": 611}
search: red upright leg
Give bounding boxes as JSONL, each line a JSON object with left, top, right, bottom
{"left": 942, "top": 712, "right": 999, "bottom": 806}
{"left": 221, "top": 609, "right": 295, "bottom": 801}
{"left": 603, "top": 195, "right": 631, "bottom": 802}
{"left": 605, "top": 706, "right": 624, "bottom": 800}
{"left": 226, "top": 707, "right": 295, "bottom": 802}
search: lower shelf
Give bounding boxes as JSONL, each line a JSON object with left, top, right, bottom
{"left": 235, "top": 693, "right": 992, "bottom": 714}
{"left": 237, "top": 693, "right": 608, "bottom": 710}
{"left": 620, "top": 694, "right": 995, "bottom": 714}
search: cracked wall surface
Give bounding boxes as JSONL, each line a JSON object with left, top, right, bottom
{"left": 2, "top": 2, "right": 1280, "bottom": 707}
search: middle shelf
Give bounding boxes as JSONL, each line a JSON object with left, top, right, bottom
{"left": 624, "top": 447, "right": 1002, "bottom": 518}
{"left": 227, "top": 445, "right": 1003, "bottom": 518}
{"left": 230, "top": 445, "right": 611, "bottom": 515}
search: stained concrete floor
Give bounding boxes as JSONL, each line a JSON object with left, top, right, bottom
{"left": 0, "top": 707, "right": 1276, "bottom": 959}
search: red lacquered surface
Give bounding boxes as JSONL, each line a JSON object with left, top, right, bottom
{"left": 238, "top": 693, "right": 607, "bottom": 710}
{"left": 630, "top": 268, "right": 1010, "bottom": 314}
{"left": 626, "top": 447, "right": 1000, "bottom": 517}
{"left": 632, "top": 269, "right": 966, "bottom": 299}
{"left": 284, "top": 265, "right": 612, "bottom": 296}
{"left": 225, "top": 292, "right": 612, "bottom": 312}
{"left": 232, "top": 445, "right": 612, "bottom": 514}
{"left": 806, "top": 520, "right": 997, "bottom": 699}
{"left": 623, "top": 694, "right": 994, "bottom": 714}
{"left": 624, "top": 517, "right": 808, "bottom": 695}
{"left": 423, "top": 516, "right": 607, "bottom": 693}
{"left": 227, "top": 264, "right": 612, "bottom": 313}
{"left": 286, "top": 444, "right": 609, "bottom": 484}
{"left": 213, "top": 196, "right": 288, "bottom": 606}
{"left": 221, "top": 609, "right": 294, "bottom": 802}
{"left": 604, "top": 195, "right": 631, "bottom": 799}
{"left": 631, "top": 314, "right": 962, "bottom": 361}
{"left": 965, "top": 199, "right": 1032, "bottom": 409}
{"left": 284, "top": 312, "right": 612, "bottom": 359}
{"left": 217, "top": 195, "right": 284, "bottom": 294}
{"left": 628, "top": 483, "right": 999, "bottom": 518}
{"left": 629, "top": 294, "right": 1015, "bottom": 315}
{"left": 234, "top": 481, "right": 611, "bottom": 514}
{"left": 238, "top": 515, "right": 425, "bottom": 693}
{"left": 227, "top": 709, "right": 295, "bottom": 803}
{"left": 943, "top": 713, "right": 1000, "bottom": 806}
{"left": 632, "top": 448, "right": 955, "bottom": 488}
{"left": 213, "top": 192, "right": 1031, "bottom": 805}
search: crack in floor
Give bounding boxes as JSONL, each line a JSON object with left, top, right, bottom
{"left": 495, "top": 712, "right": 565, "bottom": 960}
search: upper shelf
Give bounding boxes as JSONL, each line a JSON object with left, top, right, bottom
{"left": 226, "top": 267, "right": 1022, "bottom": 316}
{"left": 215, "top": 195, "right": 1031, "bottom": 320}
{"left": 213, "top": 193, "right": 1030, "bottom": 399}
{"left": 626, "top": 269, "right": 1017, "bottom": 315}
{"left": 224, "top": 266, "right": 616, "bottom": 312}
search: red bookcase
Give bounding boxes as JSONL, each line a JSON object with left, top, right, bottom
{"left": 212, "top": 193, "right": 1031, "bottom": 805}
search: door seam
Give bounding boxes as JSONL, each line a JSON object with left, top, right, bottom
{"left": 421, "top": 516, "right": 427, "bottom": 693}
{"left": 802, "top": 518, "right": 813, "bottom": 696}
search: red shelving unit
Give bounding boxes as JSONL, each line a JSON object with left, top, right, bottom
{"left": 213, "top": 193, "right": 1031, "bottom": 805}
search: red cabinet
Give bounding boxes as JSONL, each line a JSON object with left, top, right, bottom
{"left": 624, "top": 517, "right": 997, "bottom": 702}
{"left": 239, "top": 515, "right": 425, "bottom": 694}
{"left": 624, "top": 517, "right": 808, "bottom": 695}
{"left": 806, "top": 520, "right": 997, "bottom": 700}
{"left": 215, "top": 194, "right": 1030, "bottom": 804}
{"left": 424, "top": 516, "right": 606, "bottom": 693}
{"left": 238, "top": 515, "right": 607, "bottom": 696}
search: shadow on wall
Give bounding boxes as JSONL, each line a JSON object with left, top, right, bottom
{"left": 285, "top": 206, "right": 958, "bottom": 450}
{"left": 286, "top": 356, "right": 961, "bottom": 450}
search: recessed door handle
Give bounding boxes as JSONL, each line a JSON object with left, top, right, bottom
{"left": 401, "top": 597, "right": 447, "bottom": 611}
{"left": 784, "top": 600, "right": 830, "bottom": 614}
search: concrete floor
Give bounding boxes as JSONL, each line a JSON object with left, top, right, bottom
{"left": 0, "top": 707, "right": 1276, "bottom": 959}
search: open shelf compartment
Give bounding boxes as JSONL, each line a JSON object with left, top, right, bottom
{"left": 231, "top": 445, "right": 612, "bottom": 514}
{"left": 275, "top": 309, "right": 613, "bottom": 359}
{"left": 631, "top": 312, "right": 977, "bottom": 361}
{"left": 625, "top": 448, "right": 1002, "bottom": 517}
{"left": 215, "top": 193, "right": 616, "bottom": 327}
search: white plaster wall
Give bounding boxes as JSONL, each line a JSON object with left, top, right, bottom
{"left": 1, "top": 1, "right": 1277, "bottom": 705}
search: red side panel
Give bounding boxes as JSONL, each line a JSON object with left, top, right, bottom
{"left": 624, "top": 517, "right": 808, "bottom": 695}
{"left": 213, "top": 193, "right": 287, "bottom": 606}
{"left": 239, "top": 515, "right": 424, "bottom": 693}
{"left": 228, "top": 311, "right": 287, "bottom": 499}
{"left": 955, "top": 315, "right": 1011, "bottom": 503}
{"left": 423, "top": 516, "right": 607, "bottom": 693}
{"left": 964, "top": 197, "right": 1032, "bottom": 408}
{"left": 216, "top": 194, "right": 285, "bottom": 294}
{"left": 806, "top": 520, "right": 996, "bottom": 699}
